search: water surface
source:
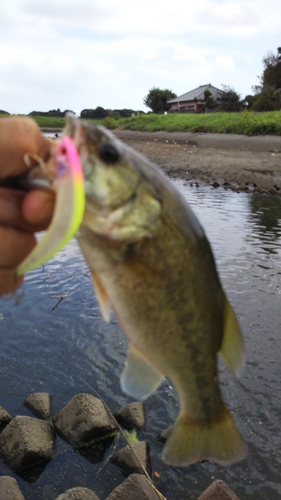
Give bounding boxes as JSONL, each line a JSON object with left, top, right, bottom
{"left": 0, "top": 183, "right": 281, "bottom": 500}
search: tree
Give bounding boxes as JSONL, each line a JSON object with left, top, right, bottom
{"left": 252, "top": 47, "right": 281, "bottom": 111}
{"left": 143, "top": 87, "right": 177, "bottom": 113}
{"left": 203, "top": 90, "right": 217, "bottom": 110}
{"left": 80, "top": 107, "right": 145, "bottom": 120}
{"left": 241, "top": 94, "right": 258, "bottom": 110}
{"left": 251, "top": 89, "right": 276, "bottom": 111}
{"left": 217, "top": 85, "right": 241, "bottom": 112}
{"left": 28, "top": 109, "right": 71, "bottom": 117}
{"left": 114, "top": 109, "right": 135, "bottom": 118}
{"left": 261, "top": 48, "right": 281, "bottom": 90}
{"left": 80, "top": 107, "right": 107, "bottom": 119}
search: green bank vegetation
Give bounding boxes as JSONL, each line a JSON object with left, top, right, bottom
{"left": 1, "top": 111, "right": 281, "bottom": 136}
{"left": 101, "top": 111, "right": 281, "bottom": 136}
{"left": 0, "top": 114, "right": 66, "bottom": 129}
{"left": 27, "top": 115, "right": 66, "bottom": 129}
{"left": 38, "top": 111, "right": 281, "bottom": 136}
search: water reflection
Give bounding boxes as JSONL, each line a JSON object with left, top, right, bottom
{"left": 14, "top": 461, "right": 51, "bottom": 484}
{"left": 76, "top": 435, "right": 115, "bottom": 465}
{"left": 249, "top": 195, "right": 281, "bottom": 239}
{"left": 247, "top": 196, "right": 281, "bottom": 257}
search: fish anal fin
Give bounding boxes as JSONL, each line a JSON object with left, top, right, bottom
{"left": 220, "top": 293, "right": 245, "bottom": 377}
{"left": 91, "top": 272, "right": 111, "bottom": 323}
{"left": 162, "top": 404, "right": 247, "bottom": 466}
{"left": 121, "top": 344, "right": 164, "bottom": 400}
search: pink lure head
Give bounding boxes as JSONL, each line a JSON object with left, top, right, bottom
{"left": 56, "top": 136, "right": 83, "bottom": 180}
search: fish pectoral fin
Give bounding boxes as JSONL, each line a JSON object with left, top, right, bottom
{"left": 91, "top": 272, "right": 111, "bottom": 323}
{"left": 121, "top": 344, "right": 164, "bottom": 400}
{"left": 219, "top": 293, "right": 245, "bottom": 377}
{"left": 162, "top": 404, "right": 247, "bottom": 466}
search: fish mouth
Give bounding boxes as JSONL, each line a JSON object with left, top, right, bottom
{"left": 84, "top": 185, "right": 138, "bottom": 217}
{"left": 82, "top": 190, "right": 138, "bottom": 240}
{"left": 83, "top": 186, "right": 138, "bottom": 219}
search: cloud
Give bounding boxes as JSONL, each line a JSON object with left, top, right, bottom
{"left": 0, "top": 0, "right": 280, "bottom": 114}
{"left": 215, "top": 55, "right": 235, "bottom": 75}
{"left": 4, "top": 0, "right": 281, "bottom": 37}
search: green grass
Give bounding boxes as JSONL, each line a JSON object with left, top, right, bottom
{"left": 30, "top": 116, "right": 66, "bottom": 128}
{"left": 103, "top": 111, "right": 281, "bottom": 136}
{"left": 0, "top": 114, "right": 66, "bottom": 128}
{"left": 2, "top": 111, "right": 281, "bottom": 136}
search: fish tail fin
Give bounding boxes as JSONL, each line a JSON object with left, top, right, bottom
{"left": 162, "top": 404, "right": 247, "bottom": 466}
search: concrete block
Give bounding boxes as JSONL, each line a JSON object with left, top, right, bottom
{"left": 0, "top": 416, "right": 56, "bottom": 470}
{"left": 198, "top": 480, "right": 240, "bottom": 500}
{"left": 53, "top": 393, "right": 117, "bottom": 448}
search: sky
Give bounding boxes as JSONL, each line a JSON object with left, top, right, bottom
{"left": 1, "top": 0, "right": 281, "bottom": 115}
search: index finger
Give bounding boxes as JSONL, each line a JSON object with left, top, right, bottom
{"left": 0, "top": 116, "right": 54, "bottom": 178}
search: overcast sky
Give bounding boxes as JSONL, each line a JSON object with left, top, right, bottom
{"left": 1, "top": 0, "right": 281, "bottom": 115}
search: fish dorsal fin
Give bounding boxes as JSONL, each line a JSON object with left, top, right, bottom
{"left": 219, "top": 293, "right": 245, "bottom": 377}
{"left": 121, "top": 344, "right": 164, "bottom": 400}
{"left": 91, "top": 272, "right": 111, "bottom": 323}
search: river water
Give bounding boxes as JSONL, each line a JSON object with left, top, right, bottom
{"left": 0, "top": 182, "right": 281, "bottom": 500}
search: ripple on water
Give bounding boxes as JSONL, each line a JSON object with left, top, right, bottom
{"left": 0, "top": 184, "right": 281, "bottom": 499}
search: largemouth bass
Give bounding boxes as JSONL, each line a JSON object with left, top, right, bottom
{"left": 70, "top": 117, "right": 247, "bottom": 466}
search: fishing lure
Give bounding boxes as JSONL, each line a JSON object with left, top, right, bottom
{"left": 16, "top": 136, "right": 85, "bottom": 276}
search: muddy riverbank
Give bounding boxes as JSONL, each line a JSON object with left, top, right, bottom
{"left": 113, "top": 130, "right": 281, "bottom": 195}
{"left": 42, "top": 128, "right": 281, "bottom": 194}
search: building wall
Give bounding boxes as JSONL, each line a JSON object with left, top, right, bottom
{"left": 168, "top": 100, "right": 204, "bottom": 112}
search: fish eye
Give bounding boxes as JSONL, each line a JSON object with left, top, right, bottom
{"left": 99, "top": 143, "right": 120, "bottom": 164}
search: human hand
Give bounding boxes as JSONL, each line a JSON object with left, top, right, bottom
{"left": 0, "top": 116, "right": 55, "bottom": 294}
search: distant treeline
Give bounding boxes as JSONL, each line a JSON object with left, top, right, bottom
{"left": 80, "top": 107, "right": 145, "bottom": 119}
{"left": 0, "top": 107, "right": 145, "bottom": 120}
{"left": 25, "top": 107, "right": 145, "bottom": 119}
{"left": 28, "top": 109, "right": 74, "bottom": 117}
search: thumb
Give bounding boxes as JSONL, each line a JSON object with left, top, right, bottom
{"left": 0, "top": 116, "right": 54, "bottom": 178}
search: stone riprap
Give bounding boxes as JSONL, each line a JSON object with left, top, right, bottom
{"left": 0, "top": 476, "right": 25, "bottom": 500}
{"left": 0, "top": 416, "right": 56, "bottom": 470}
{"left": 158, "top": 426, "right": 172, "bottom": 443}
{"left": 52, "top": 393, "right": 118, "bottom": 448}
{"left": 197, "top": 480, "right": 240, "bottom": 500}
{"left": 115, "top": 401, "right": 146, "bottom": 430}
{"left": 54, "top": 486, "right": 100, "bottom": 500}
{"left": 0, "top": 394, "right": 242, "bottom": 500}
{"left": 105, "top": 473, "right": 161, "bottom": 500}
{"left": 0, "top": 407, "right": 12, "bottom": 433}
{"left": 24, "top": 392, "right": 53, "bottom": 420}
{"left": 110, "top": 441, "right": 152, "bottom": 476}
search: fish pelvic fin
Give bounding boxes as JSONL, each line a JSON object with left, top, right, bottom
{"left": 91, "top": 272, "right": 111, "bottom": 323}
{"left": 121, "top": 344, "right": 164, "bottom": 400}
{"left": 219, "top": 293, "right": 245, "bottom": 378}
{"left": 162, "top": 404, "right": 247, "bottom": 467}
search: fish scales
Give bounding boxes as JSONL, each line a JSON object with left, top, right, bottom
{"left": 65, "top": 116, "right": 247, "bottom": 466}
{"left": 80, "top": 221, "right": 223, "bottom": 420}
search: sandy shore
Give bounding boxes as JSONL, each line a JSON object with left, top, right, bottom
{"left": 114, "top": 130, "right": 281, "bottom": 195}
